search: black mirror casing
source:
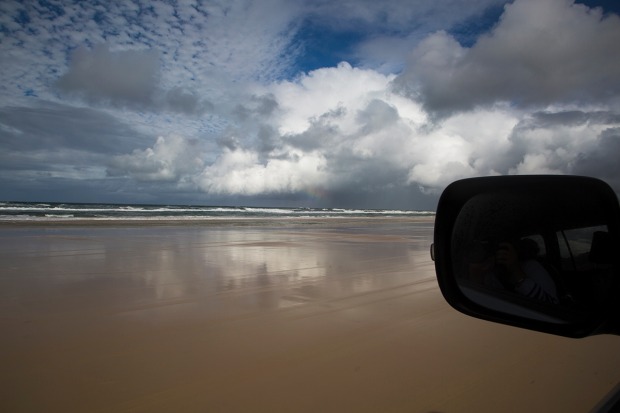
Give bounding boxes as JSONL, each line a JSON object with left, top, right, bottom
{"left": 434, "top": 175, "right": 620, "bottom": 338}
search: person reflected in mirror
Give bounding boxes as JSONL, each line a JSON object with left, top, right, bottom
{"left": 495, "top": 241, "right": 559, "bottom": 304}
{"left": 467, "top": 239, "right": 559, "bottom": 304}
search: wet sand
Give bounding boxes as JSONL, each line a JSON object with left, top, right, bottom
{"left": 1, "top": 218, "right": 620, "bottom": 412}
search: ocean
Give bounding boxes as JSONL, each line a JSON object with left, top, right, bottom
{"left": 0, "top": 201, "right": 434, "bottom": 221}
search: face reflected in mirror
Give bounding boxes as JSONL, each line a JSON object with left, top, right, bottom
{"left": 466, "top": 238, "right": 560, "bottom": 304}
{"left": 451, "top": 191, "right": 616, "bottom": 323}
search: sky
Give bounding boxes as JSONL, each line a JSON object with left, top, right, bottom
{"left": 1, "top": 0, "right": 619, "bottom": 210}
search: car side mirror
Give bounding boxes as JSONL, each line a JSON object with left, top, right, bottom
{"left": 433, "top": 175, "right": 620, "bottom": 338}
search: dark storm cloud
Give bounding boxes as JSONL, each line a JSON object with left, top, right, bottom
{"left": 0, "top": 102, "right": 153, "bottom": 199}
{"left": 0, "top": 103, "right": 146, "bottom": 154}
{"left": 323, "top": 150, "right": 408, "bottom": 192}
{"left": 326, "top": 184, "right": 437, "bottom": 210}
{"left": 573, "top": 128, "right": 620, "bottom": 188}
{"left": 395, "top": 0, "right": 620, "bottom": 114}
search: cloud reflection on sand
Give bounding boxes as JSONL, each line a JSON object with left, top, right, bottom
{"left": 0, "top": 221, "right": 434, "bottom": 324}
{"left": 135, "top": 226, "right": 430, "bottom": 313}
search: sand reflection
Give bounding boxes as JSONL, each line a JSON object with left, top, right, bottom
{"left": 0, "top": 223, "right": 433, "bottom": 322}
{"left": 131, "top": 226, "right": 429, "bottom": 312}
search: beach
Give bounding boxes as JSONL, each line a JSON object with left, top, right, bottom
{"left": 2, "top": 217, "right": 620, "bottom": 412}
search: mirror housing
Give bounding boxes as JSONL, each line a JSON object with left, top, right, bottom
{"left": 433, "top": 175, "right": 620, "bottom": 338}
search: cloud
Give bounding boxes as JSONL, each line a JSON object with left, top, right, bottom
{"left": 204, "top": 63, "right": 459, "bottom": 198}
{"left": 395, "top": 0, "right": 620, "bottom": 113}
{"left": 406, "top": 108, "right": 519, "bottom": 189}
{"left": 102, "top": 54, "right": 620, "bottom": 204}
{"left": 259, "top": 64, "right": 424, "bottom": 192}
{"left": 56, "top": 45, "right": 160, "bottom": 107}
{"left": 197, "top": 148, "right": 328, "bottom": 196}
{"left": 108, "top": 63, "right": 431, "bottom": 201}
{"left": 402, "top": 108, "right": 620, "bottom": 192}
{"left": 507, "top": 110, "right": 620, "bottom": 176}
{"left": 108, "top": 135, "right": 205, "bottom": 182}
{"left": 272, "top": 62, "right": 403, "bottom": 135}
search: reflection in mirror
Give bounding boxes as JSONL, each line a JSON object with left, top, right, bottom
{"left": 450, "top": 190, "right": 615, "bottom": 324}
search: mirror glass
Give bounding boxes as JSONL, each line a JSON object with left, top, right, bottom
{"left": 450, "top": 188, "right": 616, "bottom": 324}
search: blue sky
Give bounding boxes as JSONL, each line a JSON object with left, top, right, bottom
{"left": 1, "top": 0, "right": 619, "bottom": 209}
